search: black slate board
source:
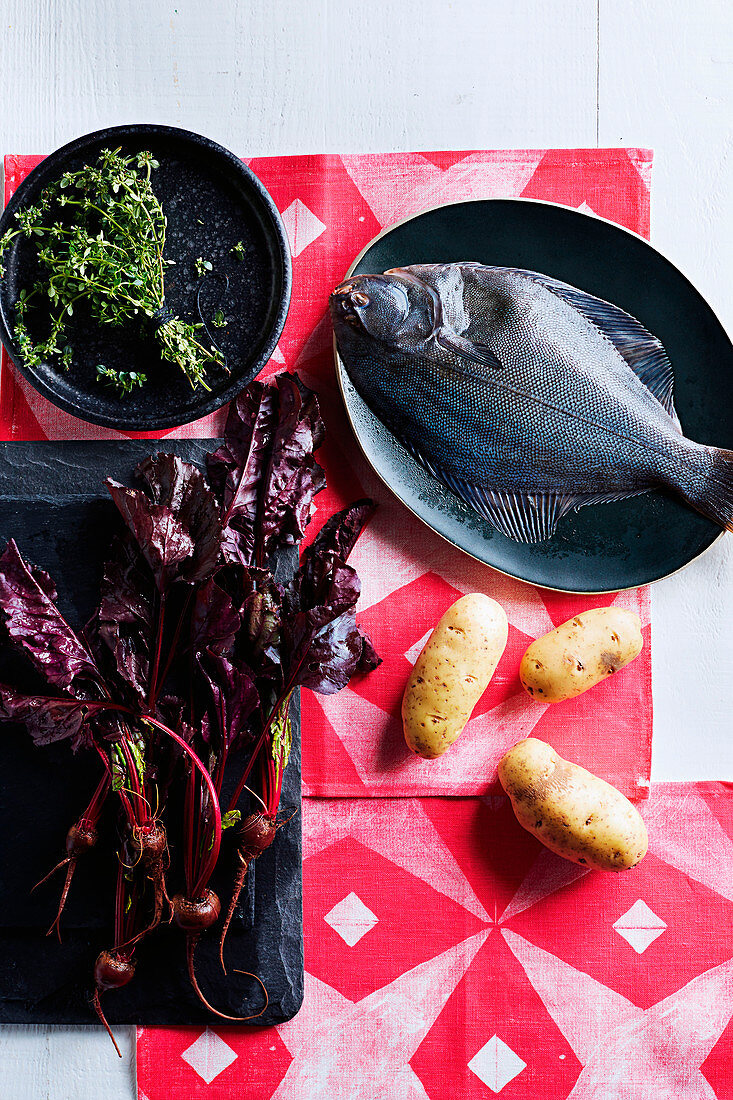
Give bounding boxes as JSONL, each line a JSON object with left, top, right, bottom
{"left": 0, "top": 440, "right": 303, "bottom": 1026}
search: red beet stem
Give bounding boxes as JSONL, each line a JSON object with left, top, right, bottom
{"left": 81, "top": 704, "right": 224, "bottom": 888}
{"left": 226, "top": 689, "right": 294, "bottom": 815}
{"left": 132, "top": 711, "right": 223, "bottom": 879}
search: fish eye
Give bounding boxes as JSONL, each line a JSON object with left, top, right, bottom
{"left": 383, "top": 282, "right": 410, "bottom": 316}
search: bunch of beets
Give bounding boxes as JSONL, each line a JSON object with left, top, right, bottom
{"left": 0, "top": 371, "right": 379, "bottom": 1053}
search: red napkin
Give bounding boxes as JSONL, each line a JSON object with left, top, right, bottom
{"left": 137, "top": 783, "right": 733, "bottom": 1099}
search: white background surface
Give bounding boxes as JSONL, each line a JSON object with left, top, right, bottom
{"left": 0, "top": 1, "right": 731, "bottom": 1096}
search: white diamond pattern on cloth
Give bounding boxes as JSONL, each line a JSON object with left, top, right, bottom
{"left": 281, "top": 198, "right": 327, "bottom": 257}
{"left": 613, "top": 899, "right": 667, "bottom": 954}
{"left": 302, "top": 799, "right": 491, "bottom": 922}
{"left": 468, "top": 1034, "right": 527, "bottom": 1093}
{"left": 404, "top": 629, "right": 432, "bottom": 666}
{"left": 181, "top": 1027, "right": 238, "bottom": 1084}
{"left": 273, "top": 932, "right": 488, "bottom": 1099}
{"left": 503, "top": 928, "right": 733, "bottom": 1097}
{"left": 324, "top": 892, "right": 378, "bottom": 946}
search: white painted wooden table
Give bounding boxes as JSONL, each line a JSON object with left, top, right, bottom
{"left": 0, "top": 2, "right": 731, "bottom": 1096}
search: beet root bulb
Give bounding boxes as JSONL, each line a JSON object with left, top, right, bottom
{"left": 92, "top": 950, "right": 136, "bottom": 1058}
{"left": 130, "top": 821, "right": 167, "bottom": 867}
{"left": 94, "top": 949, "right": 135, "bottom": 992}
{"left": 171, "top": 889, "right": 221, "bottom": 933}
{"left": 238, "top": 812, "right": 278, "bottom": 859}
{"left": 67, "top": 821, "right": 98, "bottom": 856}
{"left": 35, "top": 821, "right": 99, "bottom": 942}
{"left": 123, "top": 822, "right": 170, "bottom": 945}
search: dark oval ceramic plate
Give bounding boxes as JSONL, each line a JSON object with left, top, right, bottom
{"left": 335, "top": 198, "right": 733, "bottom": 593}
{"left": 0, "top": 124, "right": 291, "bottom": 430}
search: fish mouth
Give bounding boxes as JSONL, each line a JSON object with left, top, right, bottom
{"left": 330, "top": 281, "right": 373, "bottom": 327}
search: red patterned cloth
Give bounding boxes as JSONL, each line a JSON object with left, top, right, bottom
{"left": 137, "top": 784, "right": 733, "bottom": 1099}
{"left": 4, "top": 149, "right": 688, "bottom": 1097}
{"left": 2, "top": 148, "right": 654, "bottom": 799}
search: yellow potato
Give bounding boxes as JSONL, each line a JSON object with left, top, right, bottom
{"left": 402, "top": 593, "right": 508, "bottom": 759}
{"left": 520, "top": 606, "right": 642, "bottom": 704}
{"left": 498, "top": 738, "right": 648, "bottom": 871}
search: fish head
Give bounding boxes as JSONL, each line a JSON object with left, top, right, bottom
{"left": 329, "top": 270, "right": 439, "bottom": 352}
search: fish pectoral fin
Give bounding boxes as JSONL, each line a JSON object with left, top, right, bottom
{"left": 458, "top": 485, "right": 649, "bottom": 543}
{"left": 436, "top": 330, "right": 503, "bottom": 370}
{"left": 466, "top": 485, "right": 652, "bottom": 542}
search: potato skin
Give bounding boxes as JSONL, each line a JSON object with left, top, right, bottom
{"left": 520, "top": 607, "right": 642, "bottom": 704}
{"left": 498, "top": 738, "right": 648, "bottom": 871}
{"left": 402, "top": 593, "right": 508, "bottom": 759}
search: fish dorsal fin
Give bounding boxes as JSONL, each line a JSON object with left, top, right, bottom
{"left": 507, "top": 268, "right": 680, "bottom": 428}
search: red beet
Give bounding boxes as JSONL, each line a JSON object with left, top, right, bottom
{"left": 170, "top": 890, "right": 266, "bottom": 1021}
{"left": 92, "top": 950, "right": 135, "bottom": 1058}
{"left": 218, "top": 813, "right": 277, "bottom": 972}
{"left": 34, "top": 820, "right": 98, "bottom": 942}
{"left": 124, "top": 821, "right": 170, "bottom": 944}
{"left": 132, "top": 821, "right": 167, "bottom": 865}
{"left": 171, "top": 889, "right": 221, "bottom": 934}
{"left": 94, "top": 949, "right": 136, "bottom": 991}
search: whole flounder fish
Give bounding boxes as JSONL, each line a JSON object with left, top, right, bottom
{"left": 330, "top": 263, "right": 733, "bottom": 543}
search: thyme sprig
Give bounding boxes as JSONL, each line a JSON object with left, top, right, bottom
{"left": 96, "top": 366, "right": 147, "bottom": 395}
{"left": 0, "top": 148, "right": 222, "bottom": 392}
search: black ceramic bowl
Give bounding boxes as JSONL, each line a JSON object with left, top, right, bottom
{"left": 336, "top": 199, "right": 733, "bottom": 592}
{"left": 0, "top": 124, "right": 291, "bottom": 430}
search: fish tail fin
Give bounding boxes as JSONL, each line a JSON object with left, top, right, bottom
{"left": 675, "top": 445, "right": 733, "bottom": 532}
